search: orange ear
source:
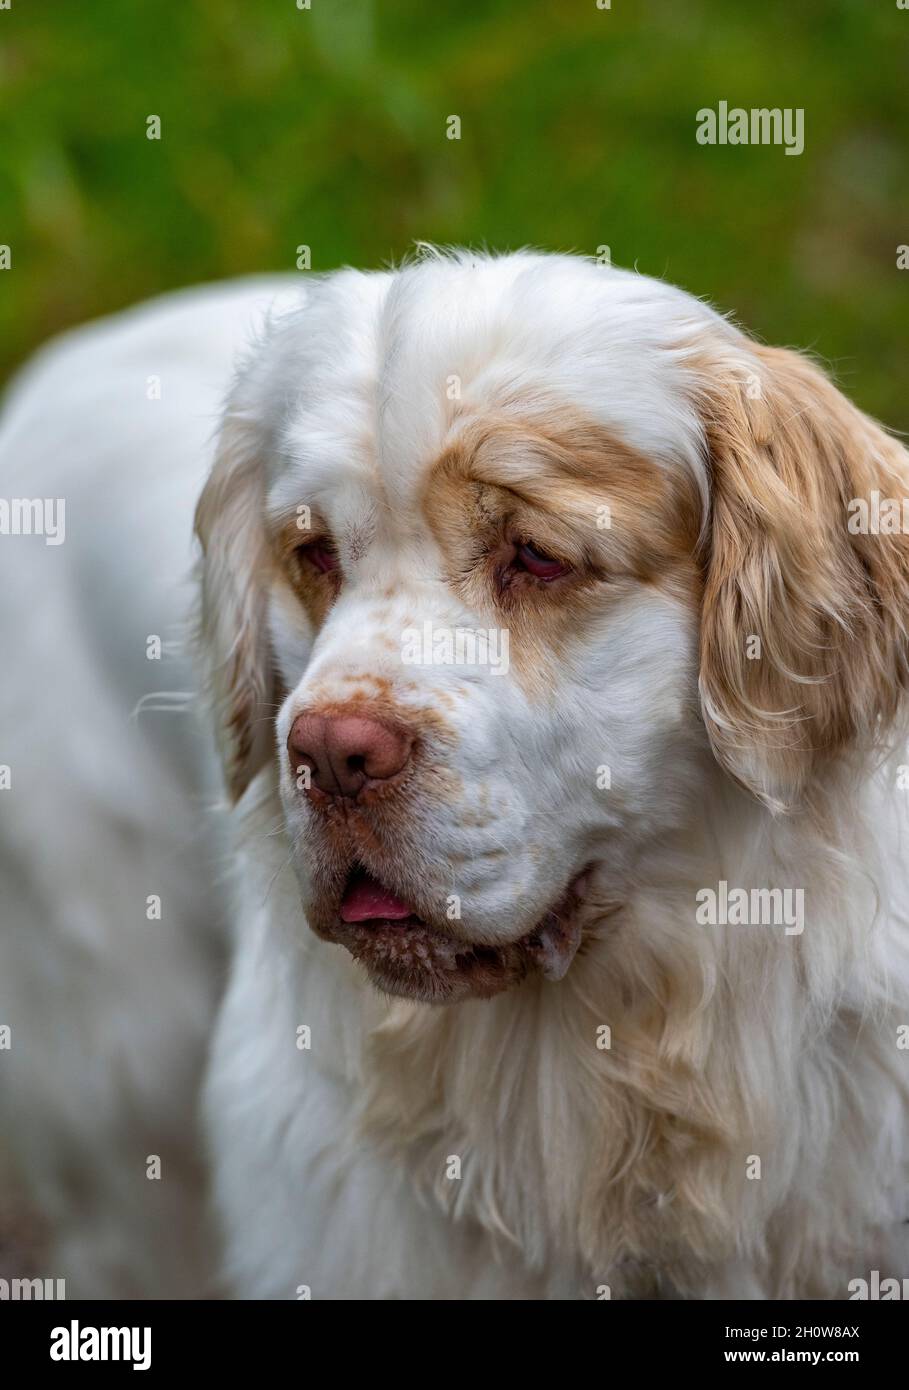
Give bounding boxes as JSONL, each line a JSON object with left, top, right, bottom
{"left": 194, "top": 410, "right": 277, "bottom": 802}
{"left": 696, "top": 338, "right": 909, "bottom": 811}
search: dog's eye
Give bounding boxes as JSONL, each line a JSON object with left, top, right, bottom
{"left": 513, "top": 541, "right": 570, "bottom": 581}
{"left": 299, "top": 540, "right": 339, "bottom": 574}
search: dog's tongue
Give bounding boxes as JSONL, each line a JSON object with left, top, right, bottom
{"left": 340, "top": 872, "right": 416, "bottom": 923}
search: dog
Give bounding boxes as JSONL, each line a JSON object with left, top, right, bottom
{"left": 2, "top": 250, "right": 908, "bottom": 1298}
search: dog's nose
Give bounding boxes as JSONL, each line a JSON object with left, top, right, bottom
{"left": 288, "top": 712, "right": 413, "bottom": 798}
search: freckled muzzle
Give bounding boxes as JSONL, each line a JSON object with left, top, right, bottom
{"left": 282, "top": 680, "right": 592, "bottom": 1002}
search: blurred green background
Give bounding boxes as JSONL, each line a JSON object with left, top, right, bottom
{"left": 0, "top": 0, "right": 906, "bottom": 424}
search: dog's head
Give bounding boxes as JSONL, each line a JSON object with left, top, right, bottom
{"left": 195, "top": 250, "right": 909, "bottom": 1003}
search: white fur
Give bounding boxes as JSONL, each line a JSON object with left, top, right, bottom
{"left": 0, "top": 278, "right": 291, "bottom": 1295}
{"left": 2, "top": 252, "right": 908, "bottom": 1299}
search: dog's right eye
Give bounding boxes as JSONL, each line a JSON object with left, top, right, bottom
{"left": 513, "top": 541, "right": 570, "bottom": 581}
{"left": 298, "top": 540, "right": 339, "bottom": 574}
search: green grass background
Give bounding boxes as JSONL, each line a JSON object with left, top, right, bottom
{"left": 0, "top": 0, "right": 906, "bottom": 425}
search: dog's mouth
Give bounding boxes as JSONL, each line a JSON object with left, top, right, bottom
{"left": 316, "top": 863, "right": 592, "bottom": 1004}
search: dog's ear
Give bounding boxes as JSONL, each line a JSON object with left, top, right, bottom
{"left": 696, "top": 337, "right": 909, "bottom": 811}
{"left": 194, "top": 379, "right": 277, "bottom": 802}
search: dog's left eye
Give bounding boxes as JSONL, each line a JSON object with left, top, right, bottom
{"left": 299, "top": 541, "right": 339, "bottom": 574}
{"left": 513, "top": 541, "right": 570, "bottom": 580}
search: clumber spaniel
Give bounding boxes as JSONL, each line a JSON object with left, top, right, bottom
{"left": 2, "top": 250, "right": 908, "bottom": 1299}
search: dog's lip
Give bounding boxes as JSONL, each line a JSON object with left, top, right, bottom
{"left": 324, "top": 861, "right": 593, "bottom": 995}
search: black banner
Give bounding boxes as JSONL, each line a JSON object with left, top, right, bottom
{"left": 1, "top": 1299, "right": 903, "bottom": 1375}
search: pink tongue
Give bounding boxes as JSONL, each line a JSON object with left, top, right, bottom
{"left": 340, "top": 873, "right": 416, "bottom": 923}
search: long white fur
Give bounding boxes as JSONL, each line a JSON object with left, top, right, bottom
{"left": 1, "top": 251, "right": 907, "bottom": 1299}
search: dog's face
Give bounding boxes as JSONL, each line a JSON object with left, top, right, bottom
{"left": 196, "top": 252, "right": 909, "bottom": 1003}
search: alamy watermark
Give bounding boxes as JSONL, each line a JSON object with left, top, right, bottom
{"left": 0, "top": 497, "right": 65, "bottom": 545}
{"left": 848, "top": 1270, "right": 909, "bottom": 1300}
{"left": 696, "top": 102, "right": 804, "bottom": 156}
{"left": 50, "top": 1321, "right": 151, "bottom": 1370}
{"left": 696, "top": 880, "right": 805, "bottom": 936}
{"left": 847, "top": 490, "right": 909, "bottom": 535}
{"left": 0, "top": 1276, "right": 66, "bottom": 1299}
{"left": 401, "top": 622, "right": 510, "bottom": 676}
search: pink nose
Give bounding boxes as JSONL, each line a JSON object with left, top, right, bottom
{"left": 288, "top": 712, "right": 413, "bottom": 799}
